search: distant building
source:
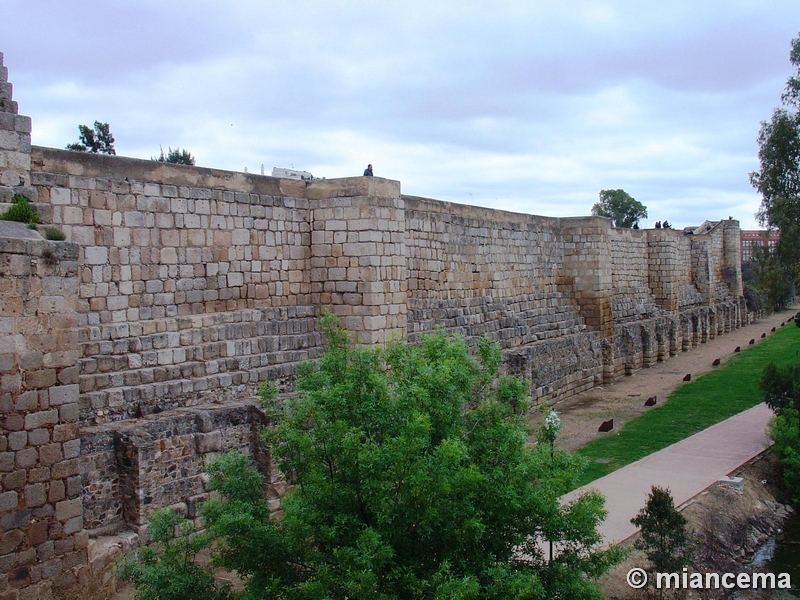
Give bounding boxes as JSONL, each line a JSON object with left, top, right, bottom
{"left": 272, "top": 167, "right": 314, "bottom": 181}
{"left": 740, "top": 230, "right": 780, "bottom": 262}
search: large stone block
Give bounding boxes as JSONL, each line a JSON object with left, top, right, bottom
{"left": 55, "top": 498, "right": 82, "bottom": 521}
{"left": 0, "top": 490, "right": 18, "bottom": 512}
{"left": 194, "top": 431, "right": 221, "bottom": 454}
{"left": 24, "top": 410, "right": 58, "bottom": 430}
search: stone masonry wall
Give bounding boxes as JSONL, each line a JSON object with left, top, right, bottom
{"left": 0, "top": 52, "right": 35, "bottom": 205}
{"left": 0, "top": 231, "right": 87, "bottom": 598}
{"left": 31, "top": 147, "right": 323, "bottom": 426}
{"left": 404, "top": 197, "right": 602, "bottom": 402}
{"left": 0, "top": 52, "right": 747, "bottom": 598}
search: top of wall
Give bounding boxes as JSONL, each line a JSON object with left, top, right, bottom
{"left": 32, "top": 146, "right": 401, "bottom": 202}
{"left": 404, "top": 194, "right": 564, "bottom": 227}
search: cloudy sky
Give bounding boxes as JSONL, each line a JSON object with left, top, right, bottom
{"left": 4, "top": 1, "right": 800, "bottom": 229}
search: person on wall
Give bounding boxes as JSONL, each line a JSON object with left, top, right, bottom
{"left": 364, "top": 164, "right": 373, "bottom": 176}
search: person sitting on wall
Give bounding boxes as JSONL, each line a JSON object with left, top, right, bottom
{"left": 655, "top": 221, "right": 662, "bottom": 229}
{"left": 364, "top": 164, "right": 373, "bottom": 177}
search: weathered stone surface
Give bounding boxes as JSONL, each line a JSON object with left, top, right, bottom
{"left": 194, "top": 431, "right": 221, "bottom": 454}
{"left": 55, "top": 498, "right": 81, "bottom": 521}
{"left": 0, "top": 490, "right": 18, "bottom": 511}
{"left": 0, "top": 53, "right": 749, "bottom": 600}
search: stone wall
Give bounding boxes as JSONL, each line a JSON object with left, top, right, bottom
{"left": 79, "top": 401, "right": 271, "bottom": 534}
{"left": 0, "top": 228, "right": 87, "bottom": 598}
{"left": 404, "top": 198, "right": 603, "bottom": 401}
{"left": 0, "top": 52, "right": 747, "bottom": 598}
{"left": 31, "top": 148, "right": 324, "bottom": 426}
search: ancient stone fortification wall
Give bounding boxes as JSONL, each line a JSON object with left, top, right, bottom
{"left": 31, "top": 148, "right": 322, "bottom": 426}
{"left": 0, "top": 231, "right": 87, "bottom": 597}
{"left": 0, "top": 54, "right": 745, "bottom": 598}
{"left": 404, "top": 197, "right": 602, "bottom": 402}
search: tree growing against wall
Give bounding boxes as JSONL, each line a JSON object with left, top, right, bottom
{"left": 153, "top": 146, "right": 196, "bottom": 165}
{"left": 124, "top": 314, "right": 623, "bottom": 599}
{"left": 118, "top": 509, "right": 232, "bottom": 600}
{"left": 66, "top": 121, "right": 116, "bottom": 154}
{"left": 750, "top": 31, "right": 800, "bottom": 300}
{"left": 591, "top": 189, "right": 648, "bottom": 228}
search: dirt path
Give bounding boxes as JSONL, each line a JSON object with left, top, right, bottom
{"left": 541, "top": 307, "right": 798, "bottom": 452}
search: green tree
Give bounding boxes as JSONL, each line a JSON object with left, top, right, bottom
{"left": 631, "top": 486, "right": 693, "bottom": 596}
{"left": 769, "top": 408, "right": 800, "bottom": 502}
{"left": 192, "top": 315, "right": 622, "bottom": 600}
{"left": 153, "top": 146, "right": 196, "bottom": 166}
{"left": 750, "top": 32, "right": 800, "bottom": 296}
{"left": 117, "top": 509, "right": 231, "bottom": 600}
{"left": 66, "top": 121, "right": 116, "bottom": 154}
{"left": 761, "top": 360, "right": 800, "bottom": 416}
{"left": 762, "top": 358, "right": 800, "bottom": 503}
{"left": 751, "top": 245, "right": 796, "bottom": 311}
{"left": 591, "top": 189, "right": 647, "bottom": 228}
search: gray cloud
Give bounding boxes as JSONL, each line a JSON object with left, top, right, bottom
{"left": 4, "top": 0, "right": 800, "bottom": 230}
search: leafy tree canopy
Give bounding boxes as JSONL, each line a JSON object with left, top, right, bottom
{"left": 66, "top": 121, "right": 115, "bottom": 155}
{"left": 131, "top": 314, "right": 622, "bottom": 600}
{"left": 591, "top": 189, "right": 647, "bottom": 228}
{"left": 761, "top": 360, "right": 800, "bottom": 415}
{"left": 769, "top": 408, "right": 800, "bottom": 503}
{"left": 750, "top": 32, "right": 800, "bottom": 272}
{"left": 153, "top": 146, "right": 196, "bottom": 166}
{"left": 751, "top": 244, "right": 797, "bottom": 311}
{"left": 762, "top": 360, "right": 800, "bottom": 502}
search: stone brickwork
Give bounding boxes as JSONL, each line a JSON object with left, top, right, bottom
{"left": 79, "top": 401, "right": 270, "bottom": 534}
{"left": 308, "top": 179, "right": 407, "bottom": 344}
{"left": 0, "top": 52, "right": 35, "bottom": 205}
{"left": 404, "top": 198, "right": 603, "bottom": 401}
{"left": 0, "top": 229, "right": 86, "bottom": 598}
{"left": 0, "top": 52, "right": 747, "bottom": 599}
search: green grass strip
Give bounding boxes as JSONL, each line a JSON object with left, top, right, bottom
{"left": 572, "top": 319, "right": 800, "bottom": 488}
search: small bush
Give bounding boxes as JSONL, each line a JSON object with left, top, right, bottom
{"left": 631, "top": 486, "right": 693, "bottom": 578}
{"left": 769, "top": 409, "right": 800, "bottom": 503}
{"left": 1, "top": 194, "right": 40, "bottom": 224}
{"left": 743, "top": 284, "right": 764, "bottom": 314}
{"left": 117, "top": 509, "right": 232, "bottom": 600}
{"left": 44, "top": 227, "right": 66, "bottom": 241}
{"left": 761, "top": 361, "right": 800, "bottom": 415}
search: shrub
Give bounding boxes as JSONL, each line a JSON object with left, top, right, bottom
{"left": 769, "top": 409, "right": 800, "bottom": 502}
{"left": 44, "top": 227, "right": 66, "bottom": 241}
{"left": 743, "top": 284, "right": 764, "bottom": 314}
{"left": 117, "top": 509, "right": 231, "bottom": 600}
{"left": 631, "top": 486, "right": 693, "bottom": 581}
{"left": 1, "top": 194, "right": 40, "bottom": 224}
{"left": 153, "top": 147, "right": 195, "bottom": 165}
{"left": 761, "top": 361, "right": 800, "bottom": 415}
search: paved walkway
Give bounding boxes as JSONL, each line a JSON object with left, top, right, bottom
{"left": 561, "top": 402, "right": 774, "bottom": 547}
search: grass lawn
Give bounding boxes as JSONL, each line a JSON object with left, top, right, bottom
{"left": 572, "top": 320, "right": 800, "bottom": 488}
